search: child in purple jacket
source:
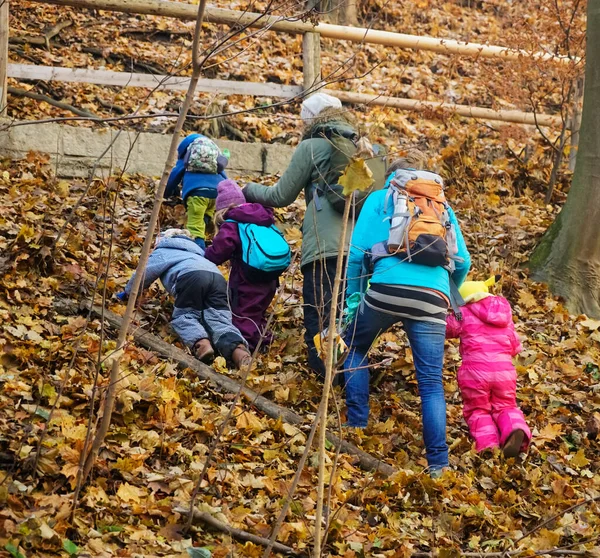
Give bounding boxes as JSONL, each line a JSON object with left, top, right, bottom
{"left": 204, "top": 179, "right": 278, "bottom": 351}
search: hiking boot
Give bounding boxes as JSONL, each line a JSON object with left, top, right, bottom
{"left": 231, "top": 344, "right": 252, "bottom": 370}
{"left": 502, "top": 429, "right": 525, "bottom": 458}
{"left": 193, "top": 339, "right": 215, "bottom": 363}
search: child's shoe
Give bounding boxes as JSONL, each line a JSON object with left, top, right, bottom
{"left": 193, "top": 339, "right": 215, "bottom": 363}
{"left": 232, "top": 344, "right": 252, "bottom": 370}
{"left": 429, "top": 467, "right": 448, "bottom": 479}
{"left": 478, "top": 446, "right": 499, "bottom": 460}
{"left": 502, "top": 429, "right": 525, "bottom": 458}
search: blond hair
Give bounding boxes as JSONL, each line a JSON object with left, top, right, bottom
{"left": 214, "top": 204, "right": 239, "bottom": 228}
{"left": 386, "top": 149, "right": 428, "bottom": 178}
{"left": 155, "top": 228, "right": 192, "bottom": 247}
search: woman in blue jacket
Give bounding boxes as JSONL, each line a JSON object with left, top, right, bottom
{"left": 343, "top": 154, "right": 471, "bottom": 475}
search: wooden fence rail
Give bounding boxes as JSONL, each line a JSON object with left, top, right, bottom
{"left": 2, "top": 0, "right": 573, "bottom": 129}
{"left": 7, "top": 63, "right": 562, "bottom": 127}
{"left": 36, "top": 0, "right": 576, "bottom": 64}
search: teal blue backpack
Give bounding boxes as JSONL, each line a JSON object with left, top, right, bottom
{"left": 227, "top": 221, "right": 291, "bottom": 282}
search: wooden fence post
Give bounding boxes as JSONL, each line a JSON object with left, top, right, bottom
{"left": 0, "top": 0, "right": 8, "bottom": 116}
{"left": 568, "top": 75, "right": 584, "bottom": 172}
{"left": 302, "top": 32, "right": 321, "bottom": 92}
{"left": 302, "top": 0, "right": 321, "bottom": 93}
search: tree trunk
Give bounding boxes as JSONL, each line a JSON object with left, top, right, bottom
{"left": 339, "top": 0, "right": 358, "bottom": 26}
{"left": 0, "top": 0, "right": 8, "bottom": 116}
{"left": 317, "top": 0, "right": 358, "bottom": 26}
{"left": 529, "top": 1, "right": 600, "bottom": 318}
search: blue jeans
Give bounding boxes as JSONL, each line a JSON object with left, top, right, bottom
{"left": 343, "top": 301, "right": 448, "bottom": 469}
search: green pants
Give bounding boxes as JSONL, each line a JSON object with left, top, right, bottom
{"left": 186, "top": 196, "right": 216, "bottom": 240}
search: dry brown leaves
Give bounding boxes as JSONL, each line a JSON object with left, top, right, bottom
{"left": 1, "top": 114, "right": 600, "bottom": 557}
{"left": 1, "top": 1, "right": 598, "bottom": 556}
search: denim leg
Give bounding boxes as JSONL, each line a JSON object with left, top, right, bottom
{"left": 343, "top": 349, "right": 370, "bottom": 427}
{"left": 343, "top": 301, "right": 399, "bottom": 427}
{"left": 402, "top": 318, "right": 448, "bottom": 469}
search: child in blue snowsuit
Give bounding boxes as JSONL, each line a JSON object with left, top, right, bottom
{"left": 165, "top": 134, "right": 228, "bottom": 249}
{"left": 119, "top": 229, "right": 251, "bottom": 368}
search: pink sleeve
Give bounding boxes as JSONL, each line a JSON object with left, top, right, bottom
{"left": 446, "top": 314, "right": 462, "bottom": 339}
{"left": 510, "top": 326, "right": 523, "bottom": 356}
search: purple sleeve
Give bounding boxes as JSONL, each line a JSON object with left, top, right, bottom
{"left": 204, "top": 222, "right": 240, "bottom": 265}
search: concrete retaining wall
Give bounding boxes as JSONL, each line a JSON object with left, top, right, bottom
{"left": 0, "top": 121, "right": 295, "bottom": 178}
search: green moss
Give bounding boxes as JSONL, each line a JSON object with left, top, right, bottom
{"left": 529, "top": 214, "right": 563, "bottom": 273}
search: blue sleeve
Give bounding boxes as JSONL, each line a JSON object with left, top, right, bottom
{"left": 448, "top": 206, "right": 471, "bottom": 287}
{"left": 346, "top": 194, "right": 379, "bottom": 297}
{"left": 165, "top": 160, "right": 185, "bottom": 198}
{"left": 124, "top": 251, "right": 169, "bottom": 295}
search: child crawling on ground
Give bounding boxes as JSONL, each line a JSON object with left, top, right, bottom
{"left": 117, "top": 228, "right": 252, "bottom": 369}
{"left": 446, "top": 275, "right": 531, "bottom": 457}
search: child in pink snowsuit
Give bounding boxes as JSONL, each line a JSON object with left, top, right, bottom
{"left": 446, "top": 276, "right": 531, "bottom": 457}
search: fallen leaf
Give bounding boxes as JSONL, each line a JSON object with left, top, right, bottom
{"left": 116, "top": 483, "right": 145, "bottom": 504}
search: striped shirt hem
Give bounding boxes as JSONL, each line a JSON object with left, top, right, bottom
{"left": 365, "top": 283, "right": 448, "bottom": 325}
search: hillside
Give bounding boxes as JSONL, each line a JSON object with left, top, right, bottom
{"left": 2, "top": 0, "right": 600, "bottom": 557}
{"left": 8, "top": 0, "right": 584, "bottom": 143}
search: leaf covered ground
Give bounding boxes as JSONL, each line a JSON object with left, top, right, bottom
{"left": 3, "top": 0, "right": 600, "bottom": 556}
{"left": 1, "top": 125, "right": 600, "bottom": 557}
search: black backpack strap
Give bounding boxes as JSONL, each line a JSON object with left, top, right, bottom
{"left": 448, "top": 276, "right": 465, "bottom": 321}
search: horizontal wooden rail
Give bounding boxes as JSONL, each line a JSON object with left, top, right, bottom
{"left": 330, "top": 90, "right": 562, "bottom": 127}
{"left": 34, "top": 0, "right": 575, "bottom": 64}
{"left": 7, "top": 63, "right": 561, "bottom": 126}
{"left": 8, "top": 63, "right": 303, "bottom": 98}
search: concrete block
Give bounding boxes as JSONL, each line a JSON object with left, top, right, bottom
{"left": 0, "top": 121, "right": 295, "bottom": 179}
{"left": 264, "top": 143, "right": 294, "bottom": 175}
{"left": 62, "top": 126, "right": 102, "bottom": 157}
{"left": 216, "top": 139, "right": 264, "bottom": 173}
{"left": 3, "top": 122, "right": 63, "bottom": 155}
{"left": 135, "top": 132, "right": 171, "bottom": 177}
{"left": 48, "top": 155, "right": 112, "bottom": 179}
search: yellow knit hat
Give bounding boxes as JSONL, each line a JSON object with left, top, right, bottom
{"left": 459, "top": 275, "right": 500, "bottom": 304}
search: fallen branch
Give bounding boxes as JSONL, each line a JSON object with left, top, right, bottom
{"left": 7, "top": 86, "right": 96, "bottom": 118}
{"left": 81, "top": 46, "right": 169, "bottom": 75}
{"left": 412, "top": 550, "right": 587, "bottom": 557}
{"left": 95, "top": 96, "right": 126, "bottom": 114}
{"left": 513, "top": 494, "right": 600, "bottom": 547}
{"left": 10, "top": 19, "right": 72, "bottom": 49}
{"left": 411, "top": 496, "right": 600, "bottom": 558}
{"left": 55, "top": 299, "right": 396, "bottom": 477}
{"left": 174, "top": 506, "right": 303, "bottom": 556}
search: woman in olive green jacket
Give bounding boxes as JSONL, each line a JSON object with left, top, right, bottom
{"left": 243, "top": 93, "right": 385, "bottom": 379}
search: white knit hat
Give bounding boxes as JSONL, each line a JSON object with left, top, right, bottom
{"left": 300, "top": 93, "right": 343, "bottom": 122}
